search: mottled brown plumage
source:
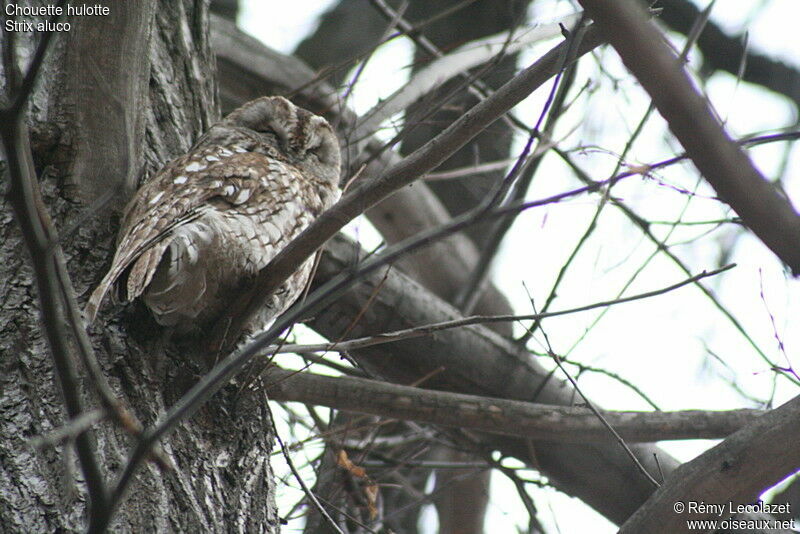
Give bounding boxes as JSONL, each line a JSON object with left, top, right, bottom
{"left": 86, "top": 96, "right": 341, "bottom": 335}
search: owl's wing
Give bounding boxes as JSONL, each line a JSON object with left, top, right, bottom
{"left": 84, "top": 147, "right": 277, "bottom": 324}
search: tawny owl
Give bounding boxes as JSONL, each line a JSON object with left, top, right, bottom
{"left": 85, "top": 96, "right": 341, "bottom": 336}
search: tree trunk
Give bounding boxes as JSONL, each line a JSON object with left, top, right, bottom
{"left": 0, "top": 2, "right": 279, "bottom": 532}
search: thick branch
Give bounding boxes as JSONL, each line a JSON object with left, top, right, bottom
{"left": 307, "top": 234, "right": 682, "bottom": 525}
{"left": 653, "top": 0, "right": 800, "bottom": 109}
{"left": 264, "top": 367, "right": 763, "bottom": 443}
{"left": 578, "top": 0, "right": 800, "bottom": 273}
{"left": 620, "top": 394, "right": 800, "bottom": 533}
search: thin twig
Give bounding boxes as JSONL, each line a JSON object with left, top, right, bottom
{"left": 352, "top": 10, "right": 583, "bottom": 147}
{"left": 550, "top": 351, "right": 660, "bottom": 487}
{"left": 491, "top": 459, "right": 544, "bottom": 532}
{"left": 560, "top": 359, "right": 661, "bottom": 411}
{"left": 454, "top": 16, "right": 588, "bottom": 314}
{"left": 264, "top": 390, "right": 345, "bottom": 534}
{"left": 266, "top": 264, "right": 732, "bottom": 355}
{"left": 553, "top": 144, "right": 797, "bottom": 384}
{"left": 529, "top": 1, "right": 718, "bottom": 348}
{"left": 534, "top": 313, "right": 660, "bottom": 487}
{"left": 578, "top": 0, "right": 800, "bottom": 272}
{"left": 28, "top": 409, "right": 108, "bottom": 448}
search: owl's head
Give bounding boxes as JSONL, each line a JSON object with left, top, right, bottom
{"left": 208, "top": 96, "right": 341, "bottom": 188}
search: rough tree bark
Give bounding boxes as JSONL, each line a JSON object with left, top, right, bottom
{"left": 1, "top": 2, "right": 279, "bottom": 532}
{"left": 4, "top": 2, "right": 796, "bottom": 533}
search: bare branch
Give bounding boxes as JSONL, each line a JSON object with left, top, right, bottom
{"left": 548, "top": 350, "right": 660, "bottom": 488}
{"left": 28, "top": 409, "right": 108, "bottom": 449}
{"left": 578, "top": 0, "right": 800, "bottom": 273}
{"left": 269, "top": 263, "right": 733, "bottom": 355}
{"left": 654, "top": 0, "right": 800, "bottom": 109}
{"left": 619, "top": 394, "right": 800, "bottom": 533}
{"left": 352, "top": 12, "right": 583, "bottom": 145}
{"left": 263, "top": 366, "right": 763, "bottom": 444}
{"left": 554, "top": 137, "right": 800, "bottom": 384}
{"left": 306, "top": 234, "right": 684, "bottom": 524}
{"left": 263, "top": 391, "right": 345, "bottom": 534}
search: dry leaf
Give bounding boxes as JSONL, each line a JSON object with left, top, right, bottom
{"left": 336, "top": 449, "right": 366, "bottom": 478}
{"left": 365, "top": 484, "right": 379, "bottom": 519}
{"left": 336, "top": 450, "right": 380, "bottom": 519}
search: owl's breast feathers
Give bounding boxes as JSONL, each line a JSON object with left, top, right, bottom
{"left": 85, "top": 141, "right": 339, "bottom": 332}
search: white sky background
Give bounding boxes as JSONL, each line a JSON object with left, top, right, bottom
{"left": 239, "top": 1, "right": 800, "bottom": 532}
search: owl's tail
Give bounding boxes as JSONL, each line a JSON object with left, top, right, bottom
{"left": 139, "top": 231, "right": 210, "bottom": 326}
{"left": 84, "top": 281, "right": 109, "bottom": 325}
{"left": 83, "top": 240, "right": 170, "bottom": 325}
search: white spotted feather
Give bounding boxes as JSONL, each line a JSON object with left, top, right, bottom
{"left": 86, "top": 96, "right": 341, "bottom": 335}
